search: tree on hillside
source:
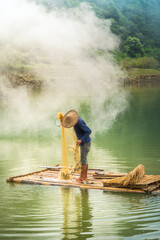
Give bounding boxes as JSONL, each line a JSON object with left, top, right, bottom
{"left": 126, "top": 36, "right": 144, "bottom": 58}
{"left": 29, "top": 0, "right": 160, "bottom": 62}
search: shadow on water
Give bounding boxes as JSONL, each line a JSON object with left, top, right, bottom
{"left": 61, "top": 188, "right": 93, "bottom": 240}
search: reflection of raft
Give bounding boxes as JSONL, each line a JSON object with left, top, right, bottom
{"left": 6, "top": 165, "right": 160, "bottom": 195}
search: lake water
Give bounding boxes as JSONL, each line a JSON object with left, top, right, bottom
{"left": 0, "top": 86, "right": 160, "bottom": 240}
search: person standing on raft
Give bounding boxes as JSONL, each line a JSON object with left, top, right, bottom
{"left": 62, "top": 110, "right": 91, "bottom": 183}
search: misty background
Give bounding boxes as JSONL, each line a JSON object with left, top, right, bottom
{"left": 0, "top": 0, "right": 130, "bottom": 137}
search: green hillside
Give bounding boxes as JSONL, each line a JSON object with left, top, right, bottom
{"left": 32, "top": 0, "right": 160, "bottom": 67}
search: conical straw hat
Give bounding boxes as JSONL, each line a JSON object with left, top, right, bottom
{"left": 62, "top": 110, "right": 79, "bottom": 128}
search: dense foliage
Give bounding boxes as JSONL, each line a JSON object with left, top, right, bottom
{"left": 30, "top": 0, "right": 160, "bottom": 66}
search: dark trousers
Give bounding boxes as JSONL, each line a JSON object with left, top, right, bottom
{"left": 80, "top": 142, "right": 91, "bottom": 165}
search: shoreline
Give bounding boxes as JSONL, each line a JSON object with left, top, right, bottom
{"left": 1, "top": 71, "right": 160, "bottom": 90}
{"left": 124, "top": 74, "right": 160, "bottom": 86}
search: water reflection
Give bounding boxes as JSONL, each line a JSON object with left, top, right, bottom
{"left": 89, "top": 144, "right": 125, "bottom": 172}
{"left": 61, "top": 188, "right": 93, "bottom": 240}
{"left": 0, "top": 138, "right": 61, "bottom": 179}
{"left": 102, "top": 192, "right": 160, "bottom": 239}
{"left": 1, "top": 86, "right": 160, "bottom": 240}
{"left": 94, "top": 87, "right": 160, "bottom": 174}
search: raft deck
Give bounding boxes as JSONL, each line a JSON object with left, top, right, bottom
{"left": 6, "top": 167, "right": 160, "bottom": 195}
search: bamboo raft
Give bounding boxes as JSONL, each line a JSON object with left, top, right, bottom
{"left": 6, "top": 166, "right": 160, "bottom": 195}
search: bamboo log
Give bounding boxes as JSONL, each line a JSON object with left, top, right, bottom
{"left": 6, "top": 168, "right": 49, "bottom": 182}
{"left": 8, "top": 176, "right": 146, "bottom": 194}
{"left": 6, "top": 167, "right": 160, "bottom": 195}
{"left": 93, "top": 174, "right": 127, "bottom": 179}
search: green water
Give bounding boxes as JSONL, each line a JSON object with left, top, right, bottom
{"left": 0, "top": 86, "right": 160, "bottom": 240}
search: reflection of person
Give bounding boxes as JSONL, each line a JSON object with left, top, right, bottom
{"left": 61, "top": 188, "right": 93, "bottom": 240}
{"left": 62, "top": 110, "right": 92, "bottom": 183}
{"left": 74, "top": 189, "right": 93, "bottom": 240}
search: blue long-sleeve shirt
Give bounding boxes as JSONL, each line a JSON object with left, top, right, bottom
{"left": 74, "top": 117, "right": 91, "bottom": 146}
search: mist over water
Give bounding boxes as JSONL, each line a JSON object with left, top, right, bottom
{"left": 0, "top": 0, "right": 128, "bottom": 137}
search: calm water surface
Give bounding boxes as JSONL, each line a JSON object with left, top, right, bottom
{"left": 0, "top": 86, "right": 160, "bottom": 240}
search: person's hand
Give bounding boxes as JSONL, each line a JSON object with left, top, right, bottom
{"left": 76, "top": 140, "right": 82, "bottom": 145}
